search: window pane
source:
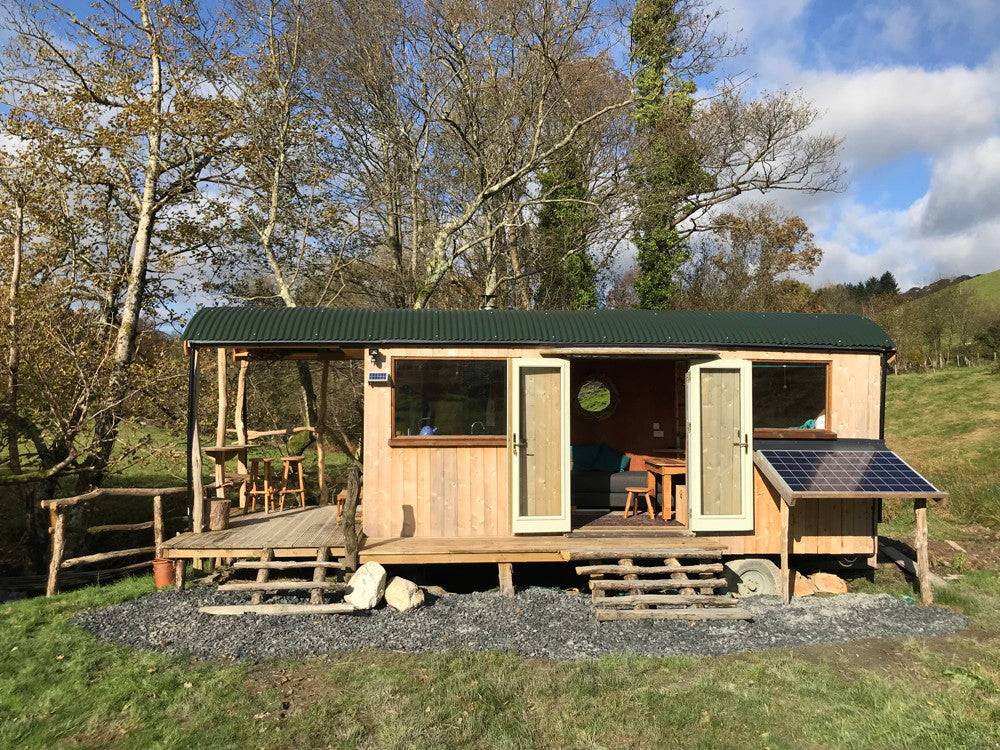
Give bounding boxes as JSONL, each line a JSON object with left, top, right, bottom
{"left": 394, "top": 360, "right": 506, "bottom": 437}
{"left": 752, "top": 363, "right": 827, "bottom": 429}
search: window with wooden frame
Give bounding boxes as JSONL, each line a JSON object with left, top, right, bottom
{"left": 390, "top": 358, "right": 507, "bottom": 447}
{"left": 751, "top": 361, "right": 835, "bottom": 439}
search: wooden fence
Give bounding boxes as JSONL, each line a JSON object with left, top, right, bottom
{"left": 40, "top": 481, "right": 228, "bottom": 596}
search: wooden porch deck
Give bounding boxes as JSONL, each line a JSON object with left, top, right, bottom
{"left": 160, "top": 506, "right": 724, "bottom": 563}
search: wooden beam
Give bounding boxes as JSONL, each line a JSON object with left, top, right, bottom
{"left": 595, "top": 608, "right": 751, "bottom": 621}
{"left": 498, "top": 562, "right": 514, "bottom": 596}
{"left": 87, "top": 520, "right": 155, "bottom": 534}
{"left": 199, "top": 603, "right": 357, "bottom": 616}
{"left": 574, "top": 563, "right": 723, "bottom": 576}
{"left": 152, "top": 494, "right": 164, "bottom": 557}
{"left": 914, "top": 498, "right": 932, "bottom": 605}
{"left": 45, "top": 510, "right": 65, "bottom": 596}
{"left": 316, "top": 360, "right": 330, "bottom": 506}
{"left": 593, "top": 593, "right": 738, "bottom": 607}
{"left": 753, "top": 452, "right": 797, "bottom": 506}
{"left": 190, "top": 348, "right": 204, "bottom": 534}
{"left": 563, "top": 547, "right": 722, "bottom": 561}
{"left": 215, "top": 347, "right": 228, "bottom": 504}
{"left": 589, "top": 578, "right": 726, "bottom": 591}
{"left": 61, "top": 546, "right": 157, "bottom": 568}
{"left": 780, "top": 499, "right": 792, "bottom": 604}
{"left": 234, "top": 358, "right": 248, "bottom": 509}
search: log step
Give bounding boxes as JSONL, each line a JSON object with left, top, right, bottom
{"left": 589, "top": 578, "right": 726, "bottom": 591}
{"left": 219, "top": 581, "right": 347, "bottom": 593}
{"left": 231, "top": 560, "right": 346, "bottom": 571}
{"left": 595, "top": 593, "right": 739, "bottom": 607}
{"left": 199, "top": 603, "right": 357, "bottom": 616}
{"left": 595, "top": 607, "right": 752, "bottom": 622}
{"left": 575, "top": 563, "right": 723, "bottom": 576}
{"left": 564, "top": 548, "right": 723, "bottom": 561}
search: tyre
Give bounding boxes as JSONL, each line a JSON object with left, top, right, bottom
{"left": 723, "top": 558, "right": 782, "bottom": 597}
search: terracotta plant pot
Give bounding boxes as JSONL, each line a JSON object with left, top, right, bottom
{"left": 152, "top": 558, "right": 175, "bottom": 589}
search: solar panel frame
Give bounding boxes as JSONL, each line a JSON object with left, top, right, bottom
{"left": 755, "top": 449, "right": 944, "bottom": 499}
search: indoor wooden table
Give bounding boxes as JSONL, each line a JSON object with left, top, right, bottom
{"left": 644, "top": 456, "right": 687, "bottom": 524}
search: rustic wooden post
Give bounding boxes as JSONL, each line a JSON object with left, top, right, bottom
{"left": 498, "top": 562, "right": 515, "bottom": 597}
{"left": 341, "top": 464, "right": 362, "bottom": 571}
{"left": 45, "top": 507, "right": 65, "bottom": 597}
{"left": 316, "top": 360, "right": 330, "bottom": 505}
{"left": 780, "top": 499, "right": 792, "bottom": 604}
{"left": 914, "top": 498, "right": 932, "bottom": 605}
{"left": 152, "top": 494, "right": 164, "bottom": 557}
{"left": 190, "top": 349, "right": 205, "bottom": 535}
{"left": 234, "top": 358, "right": 249, "bottom": 508}
{"left": 214, "top": 347, "right": 227, "bottom": 501}
{"left": 174, "top": 559, "right": 186, "bottom": 591}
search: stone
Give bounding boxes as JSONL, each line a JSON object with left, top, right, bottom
{"left": 792, "top": 572, "right": 817, "bottom": 597}
{"left": 421, "top": 584, "right": 451, "bottom": 599}
{"left": 344, "top": 562, "right": 387, "bottom": 609}
{"left": 811, "top": 572, "right": 848, "bottom": 595}
{"left": 385, "top": 576, "right": 425, "bottom": 612}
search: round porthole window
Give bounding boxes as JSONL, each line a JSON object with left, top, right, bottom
{"left": 576, "top": 378, "right": 616, "bottom": 419}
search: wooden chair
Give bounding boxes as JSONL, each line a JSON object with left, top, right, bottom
{"left": 248, "top": 457, "right": 276, "bottom": 513}
{"left": 278, "top": 455, "right": 307, "bottom": 511}
{"left": 623, "top": 470, "right": 656, "bottom": 520}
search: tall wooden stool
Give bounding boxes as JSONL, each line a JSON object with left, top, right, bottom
{"left": 279, "top": 456, "right": 307, "bottom": 510}
{"left": 623, "top": 470, "right": 656, "bottom": 520}
{"left": 248, "top": 457, "right": 276, "bottom": 513}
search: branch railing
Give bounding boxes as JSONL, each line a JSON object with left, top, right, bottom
{"left": 40, "top": 481, "right": 231, "bottom": 596}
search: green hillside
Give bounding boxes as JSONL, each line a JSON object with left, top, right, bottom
{"left": 903, "top": 268, "right": 1000, "bottom": 309}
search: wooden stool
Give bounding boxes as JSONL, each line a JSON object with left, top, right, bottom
{"left": 248, "top": 457, "right": 276, "bottom": 513}
{"left": 623, "top": 470, "right": 656, "bottom": 520}
{"left": 279, "top": 456, "right": 307, "bottom": 511}
{"left": 336, "top": 487, "right": 363, "bottom": 522}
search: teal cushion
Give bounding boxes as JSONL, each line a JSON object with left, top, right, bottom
{"left": 595, "top": 443, "right": 624, "bottom": 474}
{"left": 571, "top": 444, "right": 601, "bottom": 471}
{"left": 619, "top": 453, "right": 630, "bottom": 472}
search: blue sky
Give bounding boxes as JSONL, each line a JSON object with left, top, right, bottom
{"left": 714, "top": 0, "right": 1000, "bottom": 289}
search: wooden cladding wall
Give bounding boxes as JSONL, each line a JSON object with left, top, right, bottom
{"left": 363, "top": 345, "right": 883, "bottom": 549}
{"left": 363, "top": 347, "right": 541, "bottom": 539}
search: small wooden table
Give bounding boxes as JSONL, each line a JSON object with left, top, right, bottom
{"left": 203, "top": 444, "right": 251, "bottom": 508}
{"left": 644, "top": 456, "right": 687, "bottom": 524}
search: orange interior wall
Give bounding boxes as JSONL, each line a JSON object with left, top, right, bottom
{"left": 570, "top": 358, "right": 680, "bottom": 455}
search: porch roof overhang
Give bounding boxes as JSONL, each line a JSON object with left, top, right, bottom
{"left": 181, "top": 307, "right": 896, "bottom": 354}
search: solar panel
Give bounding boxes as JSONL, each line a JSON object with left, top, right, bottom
{"left": 757, "top": 449, "right": 939, "bottom": 495}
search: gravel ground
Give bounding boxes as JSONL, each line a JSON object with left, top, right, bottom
{"left": 74, "top": 586, "right": 968, "bottom": 661}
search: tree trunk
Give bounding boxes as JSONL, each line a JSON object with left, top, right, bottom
{"left": 6, "top": 200, "right": 23, "bottom": 473}
{"left": 89, "top": 0, "right": 164, "bottom": 484}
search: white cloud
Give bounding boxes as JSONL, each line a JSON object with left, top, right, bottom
{"left": 917, "top": 137, "right": 1000, "bottom": 236}
{"left": 798, "top": 65, "right": 1000, "bottom": 168}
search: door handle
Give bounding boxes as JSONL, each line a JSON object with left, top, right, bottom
{"left": 512, "top": 433, "right": 526, "bottom": 454}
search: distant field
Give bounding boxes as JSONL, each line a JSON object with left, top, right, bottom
{"left": 900, "top": 267, "right": 1000, "bottom": 311}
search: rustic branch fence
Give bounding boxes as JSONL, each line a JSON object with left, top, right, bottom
{"left": 41, "top": 481, "right": 230, "bottom": 596}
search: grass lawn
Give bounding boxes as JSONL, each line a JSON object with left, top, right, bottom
{"left": 1, "top": 368, "right": 998, "bottom": 748}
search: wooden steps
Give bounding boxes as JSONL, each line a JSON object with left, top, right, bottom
{"left": 204, "top": 548, "right": 355, "bottom": 616}
{"left": 577, "top": 551, "right": 751, "bottom": 622}
{"left": 219, "top": 581, "right": 346, "bottom": 593}
{"left": 199, "top": 603, "right": 356, "bottom": 616}
{"left": 232, "top": 560, "right": 346, "bottom": 571}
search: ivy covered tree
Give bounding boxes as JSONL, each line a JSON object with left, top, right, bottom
{"left": 629, "top": 0, "right": 714, "bottom": 309}
{"left": 534, "top": 154, "right": 599, "bottom": 310}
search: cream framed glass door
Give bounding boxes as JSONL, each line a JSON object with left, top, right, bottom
{"left": 511, "top": 358, "right": 571, "bottom": 534}
{"left": 686, "top": 359, "right": 754, "bottom": 532}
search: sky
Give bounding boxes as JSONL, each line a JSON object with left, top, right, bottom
{"left": 712, "top": 0, "right": 1000, "bottom": 290}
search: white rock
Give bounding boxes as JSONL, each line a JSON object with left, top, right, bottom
{"left": 344, "top": 561, "right": 387, "bottom": 609}
{"left": 384, "top": 576, "right": 425, "bottom": 612}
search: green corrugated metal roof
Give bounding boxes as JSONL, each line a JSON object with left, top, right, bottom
{"left": 181, "top": 307, "right": 895, "bottom": 352}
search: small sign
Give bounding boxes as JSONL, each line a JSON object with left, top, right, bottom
{"left": 367, "top": 371, "right": 391, "bottom": 385}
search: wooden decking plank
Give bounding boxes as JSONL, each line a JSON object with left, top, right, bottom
{"left": 200, "top": 604, "right": 357, "bottom": 616}
{"left": 595, "top": 608, "right": 751, "bottom": 621}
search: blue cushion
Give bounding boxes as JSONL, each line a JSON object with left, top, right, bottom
{"left": 619, "top": 453, "right": 631, "bottom": 472}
